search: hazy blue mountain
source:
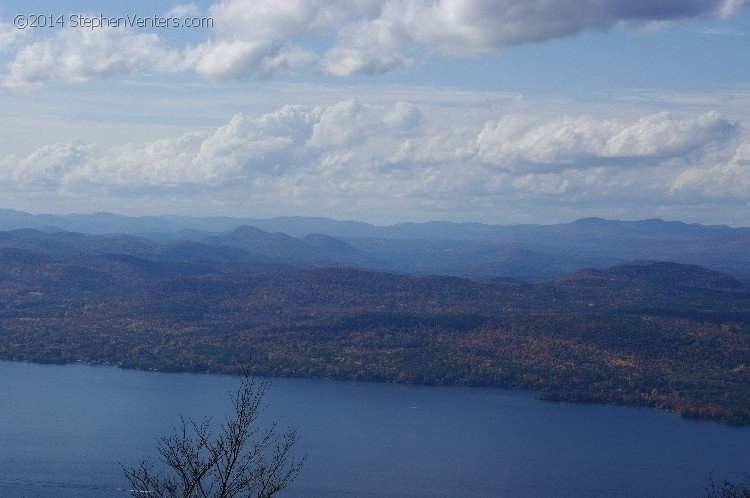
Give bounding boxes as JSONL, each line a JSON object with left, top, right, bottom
{"left": 301, "top": 233, "right": 379, "bottom": 267}
{"left": 0, "top": 229, "right": 156, "bottom": 256}
{"left": 0, "top": 209, "right": 380, "bottom": 237}
{"left": 0, "top": 207, "right": 741, "bottom": 240}
{"left": 1, "top": 208, "right": 749, "bottom": 280}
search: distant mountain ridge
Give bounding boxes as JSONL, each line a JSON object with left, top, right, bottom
{"left": 0, "top": 207, "right": 740, "bottom": 238}
{"left": 1, "top": 208, "right": 749, "bottom": 281}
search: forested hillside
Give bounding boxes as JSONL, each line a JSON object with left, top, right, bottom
{"left": 0, "top": 245, "right": 748, "bottom": 424}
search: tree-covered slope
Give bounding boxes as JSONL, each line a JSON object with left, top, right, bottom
{"left": 0, "top": 250, "right": 748, "bottom": 424}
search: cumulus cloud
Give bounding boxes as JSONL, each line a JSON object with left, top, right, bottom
{"left": 476, "top": 111, "right": 738, "bottom": 171}
{"left": 189, "top": 40, "right": 315, "bottom": 80}
{"left": 307, "top": 99, "right": 392, "bottom": 148}
{"left": 0, "top": 142, "right": 95, "bottom": 186}
{"left": 1, "top": 100, "right": 430, "bottom": 190}
{"left": 187, "top": 0, "right": 365, "bottom": 80}
{"left": 2, "top": 27, "right": 185, "bottom": 91}
{"left": 319, "top": 0, "right": 749, "bottom": 75}
{"left": 68, "top": 106, "right": 322, "bottom": 187}
{"left": 671, "top": 141, "right": 750, "bottom": 199}
{"left": 319, "top": 15, "right": 413, "bottom": 76}
{"left": 2, "top": 0, "right": 748, "bottom": 85}
{"left": 1, "top": 98, "right": 741, "bottom": 220}
{"left": 383, "top": 101, "right": 422, "bottom": 130}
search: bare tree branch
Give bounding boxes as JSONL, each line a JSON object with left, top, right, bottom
{"left": 123, "top": 374, "right": 305, "bottom": 498}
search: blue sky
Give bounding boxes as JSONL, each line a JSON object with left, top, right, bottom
{"left": 1, "top": 0, "right": 749, "bottom": 225}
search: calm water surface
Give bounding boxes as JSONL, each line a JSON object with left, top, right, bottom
{"left": 1, "top": 360, "right": 748, "bottom": 497}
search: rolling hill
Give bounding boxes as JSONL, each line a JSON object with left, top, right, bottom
{"left": 0, "top": 244, "right": 747, "bottom": 424}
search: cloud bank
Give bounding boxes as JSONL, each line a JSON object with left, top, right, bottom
{"left": 0, "top": 98, "right": 744, "bottom": 222}
{"left": 2, "top": 0, "right": 748, "bottom": 87}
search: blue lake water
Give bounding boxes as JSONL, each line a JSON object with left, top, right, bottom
{"left": 1, "top": 360, "right": 748, "bottom": 497}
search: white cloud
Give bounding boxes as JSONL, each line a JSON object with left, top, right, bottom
{"left": 319, "top": 15, "right": 412, "bottom": 76}
{"left": 307, "top": 99, "right": 384, "bottom": 148}
{"left": 0, "top": 142, "right": 95, "bottom": 186}
{"left": 190, "top": 108, "right": 313, "bottom": 178}
{"left": 189, "top": 40, "right": 315, "bottom": 80}
{"left": 71, "top": 132, "right": 209, "bottom": 186}
{"left": 3, "top": 0, "right": 748, "bottom": 86}
{"left": 476, "top": 111, "right": 738, "bottom": 171}
{"left": 671, "top": 141, "right": 750, "bottom": 199}
{"left": 0, "top": 99, "right": 427, "bottom": 192}
{"left": 0, "top": 20, "right": 28, "bottom": 52}
{"left": 604, "top": 111, "right": 735, "bottom": 157}
{"left": 2, "top": 27, "right": 185, "bottom": 91}
{"left": 65, "top": 106, "right": 325, "bottom": 187}
{"left": 383, "top": 101, "right": 422, "bottom": 130}
{"left": 166, "top": 3, "right": 202, "bottom": 19}
{"left": 1, "top": 98, "right": 742, "bottom": 224}
{"left": 187, "top": 0, "right": 363, "bottom": 80}
{"left": 319, "top": 0, "right": 750, "bottom": 75}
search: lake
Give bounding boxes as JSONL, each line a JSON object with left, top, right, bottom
{"left": 0, "top": 360, "right": 748, "bottom": 497}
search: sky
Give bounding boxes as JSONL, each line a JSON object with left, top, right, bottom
{"left": 1, "top": 0, "right": 749, "bottom": 226}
